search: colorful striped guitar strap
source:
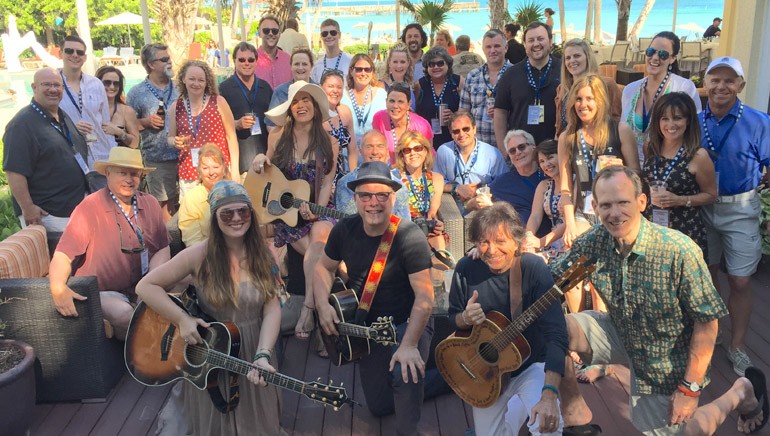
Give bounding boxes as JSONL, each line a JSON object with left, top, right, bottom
{"left": 355, "top": 214, "right": 401, "bottom": 324}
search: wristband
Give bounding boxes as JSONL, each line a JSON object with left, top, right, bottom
{"left": 253, "top": 351, "right": 272, "bottom": 362}
{"left": 541, "top": 384, "right": 559, "bottom": 396}
{"left": 676, "top": 384, "right": 701, "bottom": 397}
{"left": 451, "top": 183, "right": 458, "bottom": 197}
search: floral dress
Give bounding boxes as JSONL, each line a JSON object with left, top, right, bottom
{"left": 394, "top": 169, "right": 435, "bottom": 219}
{"left": 327, "top": 117, "right": 352, "bottom": 184}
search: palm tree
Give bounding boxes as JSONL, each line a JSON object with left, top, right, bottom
{"left": 488, "top": 0, "right": 508, "bottom": 31}
{"left": 513, "top": 1, "right": 543, "bottom": 28}
{"left": 398, "top": 0, "right": 455, "bottom": 45}
{"left": 153, "top": 0, "right": 198, "bottom": 67}
{"left": 628, "top": 0, "right": 656, "bottom": 43}
{"left": 267, "top": 0, "right": 300, "bottom": 28}
{"left": 558, "top": 0, "right": 566, "bottom": 43}
{"left": 615, "top": 0, "right": 632, "bottom": 41}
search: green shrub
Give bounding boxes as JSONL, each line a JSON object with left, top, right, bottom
{"left": 343, "top": 43, "right": 395, "bottom": 57}
{"left": 0, "top": 189, "right": 20, "bottom": 241}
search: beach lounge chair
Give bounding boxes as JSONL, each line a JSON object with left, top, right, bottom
{"left": 607, "top": 41, "right": 631, "bottom": 68}
{"left": 99, "top": 46, "right": 125, "bottom": 66}
{"left": 680, "top": 41, "right": 709, "bottom": 75}
{"left": 119, "top": 47, "right": 139, "bottom": 64}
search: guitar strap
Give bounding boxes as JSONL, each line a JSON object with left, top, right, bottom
{"left": 355, "top": 214, "right": 401, "bottom": 324}
{"left": 509, "top": 256, "right": 523, "bottom": 321}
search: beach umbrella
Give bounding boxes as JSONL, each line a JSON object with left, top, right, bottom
{"left": 97, "top": 12, "right": 157, "bottom": 45}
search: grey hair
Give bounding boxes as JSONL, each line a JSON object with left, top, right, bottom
{"left": 140, "top": 43, "right": 168, "bottom": 73}
{"left": 504, "top": 129, "right": 535, "bottom": 148}
{"left": 483, "top": 29, "right": 506, "bottom": 42}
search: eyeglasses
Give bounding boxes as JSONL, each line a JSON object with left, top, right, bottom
{"left": 428, "top": 60, "right": 446, "bottom": 68}
{"left": 118, "top": 222, "right": 146, "bottom": 254}
{"left": 102, "top": 79, "right": 120, "bottom": 88}
{"left": 38, "top": 82, "right": 63, "bottom": 89}
{"left": 355, "top": 192, "right": 392, "bottom": 202}
{"left": 353, "top": 66, "right": 374, "bottom": 73}
{"left": 401, "top": 145, "right": 426, "bottom": 155}
{"left": 507, "top": 143, "right": 531, "bottom": 155}
{"left": 218, "top": 206, "right": 252, "bottom": 224}
{"left": 451, "top": 126, "right": 472, "bottom": 135}
{"left": 645, "top": 47, "right": 671, "bottom": 61}
{"left": 262, "top": 28, "right": 280, "bottom": 36}
{"left": 237, "top": 57, "right": 256, "bottom": 63}
{"left": 63, "top": 47, "right": 86, "bottom": 56}
{"left": 321, "top": 30, "right": 339, "bottom": 37}
{"left": 152, "top": 56, "right": 171, "bottom": 63}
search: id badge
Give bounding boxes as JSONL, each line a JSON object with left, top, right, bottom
{"left": 527, "top": 105, "right": 544, "bottom": 125}
{"left": 431, "top": 118, "right": 442, "bottom": 134}
{"left": 483, "top": 97, "right": 495, "bottom": 122}
{"left": 652, "top": 208, "right": 670, "bottom": 227}
{"left": 583, "top": 191, "right": 594, "bottom": 214}
{"left": 73, "top": 153, "right": 90, "bottom": 175}
{"left": 140, "top": 249, "right": 149, "bottom": 276}
{"left": 250, "top": 118, "right": 262, "bottom": 136}
{"left": 191, "top": 147, "right": 200, "bottom": 167}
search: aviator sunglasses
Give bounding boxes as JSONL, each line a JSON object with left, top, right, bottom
{"left": 63, "top": 47, "right": 86, "bottom": 56}
{"left": 353, "top": 66, "right": 374, "bottom": 73}
{"left": 321, "top": 30, "right": 339, "bottom": 38}
{"left": 428, "top": 60, "right": 446, "bottom": 68}
{"left": 451, "top": 126, "right": 472, "bottom": 135}
{"left": 262, "top": 28, "right": 280, "bottom": 36}
{"left": 102, "top": 79, "right": 120, "bottom": 88}
{"left": 218, "top": 206, "right": 252, "bottom": 224}
{"left": 238, "top": 57, "right": 257, "bottom": 63}
{"left": 645, "top": 47, "right": 671, "bottom": 61}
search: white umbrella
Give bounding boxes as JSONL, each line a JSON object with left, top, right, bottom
{"left": 97, "top": 12, "right": 156, "bottom": 45}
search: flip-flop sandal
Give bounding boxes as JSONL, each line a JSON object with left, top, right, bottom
{"left": 576, "top": 365, "right": 611, "bottom": 384}
{"left": 742, "top": 366, "right": 769, "bottom": 434}
{"left": 563, "top": 423, "right": 602, "bottom": 435}
{"left": 431, "top": 248, "right": 456, "bottom": 270}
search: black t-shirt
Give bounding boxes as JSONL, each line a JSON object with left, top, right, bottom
{"left": 219, "top": 75, "right": 273, "bottom": 142}
{"left": 495, "top": 56, "right": 561, "bottom": 144}
{"left": 703, "top": 25, "right": 720, "bottom": 38}
{"left": 324, "top": 215, "right": 432, "bottom": 325}
{"left": 506, "top": 39, "right": 526, "bottom": 65}
{"left": 2, "top": 104, "right": 88, "bottom": 217}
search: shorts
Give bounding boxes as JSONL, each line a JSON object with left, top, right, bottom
{"left": 701, "top": 192, "right": 761, "bottom": 277}
{"left": 144, "top": 161, "right": 179, "bottom": 203}
{"left": 19, "top": 214, "right": 69, "bottom": 233}
{"left": 569, "top": 311, "right": 686, "bottom": 435}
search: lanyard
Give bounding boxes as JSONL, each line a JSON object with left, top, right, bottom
{"left": 521, "top": 168, "right": 543, "bottom": 191}
{"left": 390, "top": 113, "right": 410, "bottom": 148}
{"left": 235, "top": 75, "right": 258, "bottom": 113}
{"left": 653, "top": 146, "right": 684, "bottom": 183}
{"left": 641, "top": 72, "right": 670, "bottom": 132}
{"left": 143, "top": 78, "right": 174, "bottom": 106}
{"left": 453, "top": 142, "right": 479, "bottom": 184}
{"left": 483, "top": 63, "right": 508, "bottom": 97}
{"left": 110, "top": 191, "right": 144, "bottom": 247}
{"left": 60, "top": 71, "right": 83, "bottom": 116}
{"left": 348, "top": 86, "right": 372, "bottom": 128}
{"left": 185, "top": 95, "right": 206, "bottom": 139}
{"left": 31, "top": 102, "right": 74, "bottom": 147}
{"left": 405, "top": 171, "right": 430, "bottom": 215}
{"left": 702, "top": 102, "right": 744, "bottom": 159}
{"left": 525, "top": 57, "right": 552, "bottom": 104}
{"left": 579, "top": 129, "right": 596, "bottom": 180}
{"left": 324, "top": 53, "right": 343, "bottom": 72}
{"left": 430, "top": 78, "right": 449, "bottom": 109}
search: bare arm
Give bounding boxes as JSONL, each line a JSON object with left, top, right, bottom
{"left": 49, "top": 251, "right": 86, "bottom": 317}
{"left": 341, "top": 106, "right": 359, "bottom": 170}
{"left": 123, "top": 105, "right": 141, "bottom": 149}
{"left": 685, "top": 320, "right": 718, "bottom": 384}
{"left": 217, "top": 97, "right": 240, "bottom": 180}
{"left": 6, "top": 171, "right": 46, "bottom": 225}
{"left": 687, "top": 149, "right": 717, "bottom": 206}
{"left": 148, "top": 246, "right": 170, "bottom": 271}
{"left": 165, "top": 101, "right": 178, "bottom": 145}
{"left": 556, "top": 133, "right": 578, "bottom": 247}
{"left": 389, "top": 268, "right": 434, "bottom": 383}
{"left": 313, "top": 252, "right": 342, "bottom": 336}
{"left": 427, "top": 172, "right": 444, "bottom": 220}
{"left": 525, "top": 180, "right": 549, "bottom": 249}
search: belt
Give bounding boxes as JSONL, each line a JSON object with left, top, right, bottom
{"left": 715, "top": 190, "right": 756, "bottom": 204}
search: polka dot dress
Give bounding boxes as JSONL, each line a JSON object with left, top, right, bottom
{"left": 175, "top": 95, "right": 230, "bottom": 181}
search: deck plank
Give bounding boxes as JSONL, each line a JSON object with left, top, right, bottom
{"left": 86, "top": 376, "right": 145, "bottom": 435}
{"left": 279, "top": 335, "right": 311, "bottom": 434}
{"left": 31, "top": 402, "right": 81, "bottom": 436}
{"left": 291, "top": 338, "right": 332, "bottom": 435}
{"left": 350, "top": 364, "right": 380, "bottom": 435}
{"left": 117, "top": 382, "right": 172, "bottom": 436}
{"left": 321, "top": 355, "right": 355, "bottom": 435}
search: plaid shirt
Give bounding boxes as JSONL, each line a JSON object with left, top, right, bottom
{"left": 551, "top": 219, "right": 727, "bottom": 395}
{"left": 459, "top": 61, "right": 512, "bottom": 148}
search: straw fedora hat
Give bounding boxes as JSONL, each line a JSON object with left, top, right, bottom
{"left": 265, "top": 80, "right": 335, "bottom": 126}
{"left": 93, "top": 147, "right": 156, "bottom": 175}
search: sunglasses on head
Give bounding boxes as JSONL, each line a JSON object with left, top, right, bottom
{"left": 152, "top": 56, "right": 171, "bottom": 63}
{"left": 355, "top": 191, "right": 392, "bottom": 202}
{"left": 102, "top": 79, "right": 120, "bottom": 88}
{"left": 218, "top": 206, "right": 252, "bottom": 224}
{"left": 321, "top": 30, "right": 339, "bottom": 37}
{"left": 354, "top": 66, "right": 374, "bottom": 73}
{"left": 262, "top": 28, "right": 280, "bottom": 36}
{"left": 401, "top": 144, "right": 426, "bottom": 155}
{"left": 428, "top": 60, "right": 446, "bottom": 68}
{"left": 451, "top": 126, "right": 472, "bottom": 135}
{"left": 645, "top": 47, "right": 671, "bottom": 61}
{"left": 63, "top": 47, "right": 86, "bottom": 56}
{"left": 237, "top": 57, "right": 256, "bottom": 63}
{"left": 507, "top": 143, "right": 531, "bottom": 154}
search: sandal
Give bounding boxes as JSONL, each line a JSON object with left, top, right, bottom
{"left": 741, "top": 367, "right": 769, "bottom": 434}
{"left": 576, "top": 364, "right": 613, "bottom": 384}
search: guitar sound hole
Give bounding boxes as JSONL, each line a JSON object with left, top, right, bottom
{"left": 184, "top": 341, "right": 209, "bottom": 368}
{"left": 478, "top": 342, "right": 499, "bottom": 364}
{"left": 279, "top": 193, "right": 295, "bottom": 209}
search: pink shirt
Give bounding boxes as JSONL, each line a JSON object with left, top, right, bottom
{"left": 255, "top": 47, "right": 292, "bottom": 90}
{"left": 371, "top": 110, "right": 435, "bottom": 165}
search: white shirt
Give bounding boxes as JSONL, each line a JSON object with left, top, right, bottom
{"left": 310, "top": 52, "right": 352, "bottom": 84}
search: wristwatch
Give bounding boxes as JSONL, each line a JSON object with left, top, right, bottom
{"left": 685, "top": 196, "right": 692, "bottom": 207}
{"left": 680, "top": 379, "right": 702, "bottom": 393}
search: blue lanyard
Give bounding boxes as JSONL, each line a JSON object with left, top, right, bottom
{"left": 521, "top": 168, "right": 544, "bottom": 191}
{"left": 430, "top": 78, "right": 449, "bottom": 109}
{"left": 482, "top": 63, "right": 508, "bottom": 97}
{"left": 641, "top": 72, "right": 670, "bottom": 132}
{"left": 110, "top": 191, "right": 144, "bottom": 246}
{"left": 31, "top": 102, "right": 73, "bottom": 147}
{"left": 324, "top": 53, "right": 342, "bottom": 72}
{"left": 453, "top": 142, "right": 479, "bottom": 184}
{"left": 185, "top": 95, "right": 205, "bottom": 138}
{"left": 348, "top": 86, "right": 372, "bottom": 128}
{"left": 405, "top": 171, "right": 430, "bottom": 215}
{"left": 653, "top": 146, "right": 684, "bottom": 183}
{"left": 579, "top": 129, "right": 596, "bottom": 179}
{"left": 390, "top": 113, "right": 410, "bottom": 148}
{"left": 60, "top": 71, "right": 83, "bottom": 116}
{"left": 143, "top": 78, "right": 174, "bottom": 106}
{"left": 525, "top": 57, "right": 552, "bottom": 104}
{"left": 702, "top": 102, "right": 744, "bottom": 160}
{"left": 235, "top": 75, "right": 258, "bottom": 113}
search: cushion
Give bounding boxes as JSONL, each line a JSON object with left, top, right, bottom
{"left": 0, "top": 225, "right": 49, "bottom": 278}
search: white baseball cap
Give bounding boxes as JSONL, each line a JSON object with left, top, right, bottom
{"left": 705, "top": 56, "right": 744, "bottom": 77}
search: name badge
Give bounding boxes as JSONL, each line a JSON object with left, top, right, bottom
{"left": 73, "top": 153, "right": 90, "bottom": 175}
{"left": 583, "top": 191, "right": 594, "bottom": 214}
{"left": 191, "top": 147, "right": 200, "bottom": 167}
{"left": 527, "top": 105, "right": 545, "bottom": 125}
{"left": 652, "top": 208, "right": 670, "bottom": 227}
{"left": 431, "top": 118, "right": 442, "bottom": 134}
{"left": 250, "top": 117, "right": 262, "bottom": 136}
{"left": 140, "top": 249, "right": 149, "bottom": 276}
{"left": 483, "top": 97, "right": 495, "bottom": 122}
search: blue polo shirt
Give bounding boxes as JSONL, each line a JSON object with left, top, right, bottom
{"left": 434, "top": 140, "right": 507, "bottom": 186}
{"left": 699, "top": 99, "right": 770, "bottom": 195}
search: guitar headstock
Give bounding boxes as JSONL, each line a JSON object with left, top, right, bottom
{"left": 305, "top": 380, "right": 357, "bottom": 410}
{"left": 370, "top": 316, "right": 399, "bottom": 345}
{"left": 556, "top": 256, "right": 596, "bottom": 293}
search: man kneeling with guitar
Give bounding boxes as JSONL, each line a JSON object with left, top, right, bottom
{"left": 314, "top": 161, "right": 435, "bottom": 436}
{"left": 446, "top": 201, "right": 568, "bottom": 435}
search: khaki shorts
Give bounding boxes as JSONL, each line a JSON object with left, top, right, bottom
{"left": 701, "top": 192, "right": 762, "bottom": 277}
{"left": 144, "top": 161, "right": 179, "bottom": 204}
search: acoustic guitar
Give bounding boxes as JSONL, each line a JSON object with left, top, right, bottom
{"left": 435, "top": 256, "right": 595, "bottom": 408}
{"left": 125, "top": 295, "right": 354, "bottom": 410}
{"left": 243, "top": 165, "right": 351, "bottom": 227}
{"left": 319, "top": 287, "right": 399, "bottom": 366}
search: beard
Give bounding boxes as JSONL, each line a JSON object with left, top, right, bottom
{"left": 163, "top": 65, "right": 174, "bottom": 79}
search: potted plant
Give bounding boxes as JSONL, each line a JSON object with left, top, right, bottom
{"left": 0, "top": 293, "right": 36, "bottom": 436}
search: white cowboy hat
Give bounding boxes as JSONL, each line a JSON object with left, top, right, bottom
{"left": 93, "top": 147, "right": 156, "bottom": 175}
{"left": 264, "top": 80, "right": 335, "bottom": 126}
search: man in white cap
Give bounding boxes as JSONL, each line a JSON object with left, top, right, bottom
{"left": 49, "top": 147, "right": 171, "bottom": 340}
{"left": 699, "top": 56, "right": 770, "bottom": 377}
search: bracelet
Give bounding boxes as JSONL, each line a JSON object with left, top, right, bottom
{"left": 451, "top": 183, "right": 458, "bottom": 196}
{"left": 253, "top": 351, "right": 271, "bottom": 362}
{"left": 541, "top": 384, "right": 559, "bottom": 396}
{"left": 676, "top": 384, "right": 701, "bottom": 397}
{"left": 460, "top": 310, "right": 471, "bottom": 326}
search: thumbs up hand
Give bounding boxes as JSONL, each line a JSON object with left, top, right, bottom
{"left": 462, "top": 290, "right": 486, "bottom": 326}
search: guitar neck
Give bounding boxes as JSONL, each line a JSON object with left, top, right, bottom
{"left": 337, "top": 322, "right": 375, "bottom": 339}
{"left": 494, "top": 285, "right": 565, "bottom": 349}
{"left": 203, "top": 347, "right": 310, "bottom": 395}
{"left": 293, "top": 199, "right": 350, "bottom": 220}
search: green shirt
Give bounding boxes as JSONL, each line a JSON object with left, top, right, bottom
{"left": 551, "top": 218, "right": 728, "bottom": 395}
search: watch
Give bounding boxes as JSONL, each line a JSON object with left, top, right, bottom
{"left": 685, "top": 196, "right": 692, "bottom": 207}
{"left": 681, "top": 379, "right": 702, "bottom": 393}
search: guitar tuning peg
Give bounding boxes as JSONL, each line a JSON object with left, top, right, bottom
{"left": 340, "top": 382, "right": 344, "bottom": 387}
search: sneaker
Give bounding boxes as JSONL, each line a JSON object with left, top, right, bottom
{"left": 728, "top": 348, "right": 753, "bottom": 376}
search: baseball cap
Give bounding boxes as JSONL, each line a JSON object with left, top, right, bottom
{"left": 705, "top": 56, "right": 744, "bottom": 77}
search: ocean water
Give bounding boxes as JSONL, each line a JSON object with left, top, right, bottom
{"left": 323, "top": 0, "right": 725, "bottom": 45}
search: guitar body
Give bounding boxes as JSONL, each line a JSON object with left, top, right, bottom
{"left": 125, "top": 296, "right": 241, "bottom": 390}
{"left": 243, "top": 165, "right": 311, "bottom": 227}
{"left": 321, "top": 289, "right": 371, "bottom": 366}
{"left": 435, "top": 311, "right": 532, "bottom": 408}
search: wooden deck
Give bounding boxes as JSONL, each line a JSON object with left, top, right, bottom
{"left": 28, "top": 258, "right": 770, "bottom": 436}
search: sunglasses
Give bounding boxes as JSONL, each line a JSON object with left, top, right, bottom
{"left": 118, "top": 222, "right": 146, "bottom": 254}
{"left": 428, "top": 60, "right": 446, "bottom": 68}
{"left": 152, "top": 56, "right": 171, "bottom": 63}
{"left": 237, "top": 57, "right": 256, "bottom": 63}
{"left": 102, "top": 79, "right": 120, "bottom": 88}
{"left": 645, "top": 47, "right": 671, "bottom": 61}
{"left": 355, "top": 192, "right": 392, "bottom": 202}
{"left": 321, "top": 30, "right": 339, "bottom": 37}
{"left": 63, "top": 47, "right": 86, "bottom": 56}
{"left": 262, "top": 28, "right": 280, "bottom": 36}
{"left": 401, "top": 145, "right": 426, "bottom": 155}
{"left": 507, "top": 143, "right": 531, "bottom": 155}
{"left": 451, "top": 126, "right": 472, "bottom": 135}
{"left": 218, "top": 206, "right": 252, "bottom": 224}
{"left": 353, "top": 66, "right": 374, "bottom": 73}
